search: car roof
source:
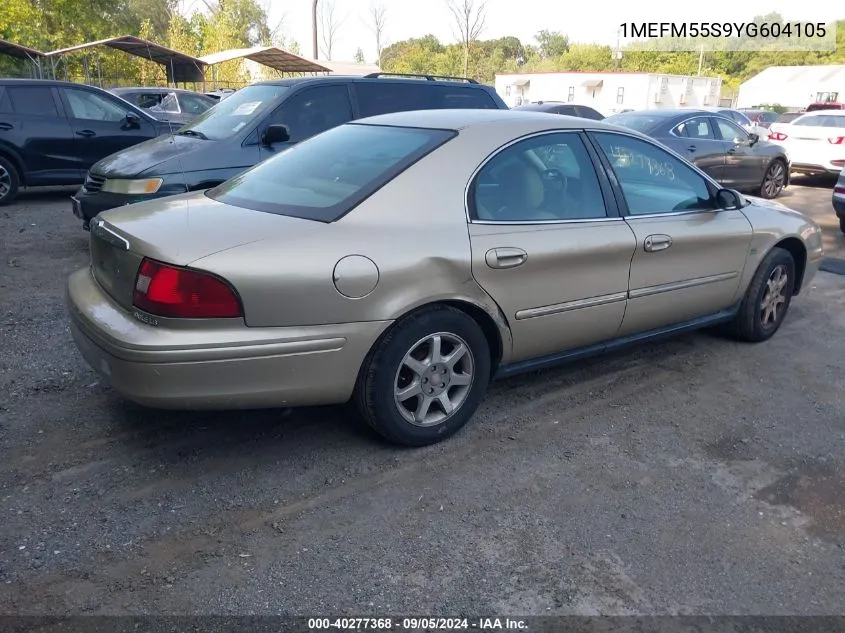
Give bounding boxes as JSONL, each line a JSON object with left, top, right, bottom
{"left": 111, "top": 86, "right": 201, "bottom": 95}
{"left": 355, "top": 108, "right": 629, "bottom": 132}
{"left": 0, "top": 78, "right": 108, "bottom": 89}
{"left": 609, "top": 108, "right": 709, "bottom": 118}
{"left": 797, "top": 109, "right": 845, "bottom": 116}
{"left": 250, "top": 75, "right": 490, "bottom": 89}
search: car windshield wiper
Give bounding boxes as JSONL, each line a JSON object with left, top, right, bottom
{"left": 177, "top": 129, "right": 209, "bottom": 140}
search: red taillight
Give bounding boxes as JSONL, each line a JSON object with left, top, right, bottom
{"left": 835, "top": 185, "right": 845, "bottom": 194}
{"left": 133, "top": 258, "right": 242, "bottom": 318}
{"left": 769, "top": 131, "right": 788, "bottom": 141}
{"left": 828, "top": 136, "right": 845, "bottom": 144}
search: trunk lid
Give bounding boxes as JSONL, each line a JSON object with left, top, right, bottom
{"left": 89, "top": 191, "right": 319, "bottom": 309}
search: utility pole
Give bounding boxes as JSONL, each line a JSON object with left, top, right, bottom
{"left": 697, "top": 44, "right": 704, "bottom": 75}
{"left": 312, "top": 0, "right": 319, "bottom": 59}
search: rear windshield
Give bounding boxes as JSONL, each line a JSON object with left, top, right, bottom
{"left": 604, "top": 113, "right": 668, "bottom": 133}
{"left": 179, "top": 84, "right": 289, "bottom": 140}
{"left": 793, "top": 114, "right": 845, "bottom": 127}
{"left": 207, "top": 123, "right": 456, "bottom": 222}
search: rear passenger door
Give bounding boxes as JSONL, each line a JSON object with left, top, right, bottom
{"left": 666, "top": 115, "right": 726, "bottom": 182}
{"left": 0, "top": 85, "right": 77, "bottom": 185}
{"left": 258, "top": 84, "right": 354, "bottom": 160}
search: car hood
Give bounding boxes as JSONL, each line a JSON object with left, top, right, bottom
{"left": 91, "top": 133, "right": 211, "bottom": 178}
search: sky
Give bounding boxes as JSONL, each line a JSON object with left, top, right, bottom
{"left": 265, "top": 0, "right": 839, "bottom": 64}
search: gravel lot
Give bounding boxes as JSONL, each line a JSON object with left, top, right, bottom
{"left": 1, "top": 179, "right": 844, "bottom": 616}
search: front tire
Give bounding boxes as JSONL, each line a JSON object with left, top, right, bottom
{"left": 355, "top": 306, "right": 491, "bottom": 447}
{"left": 729, "top": 246, "right": 795, "bottom": 342}
{"left": 0, "top": 156, "right": 21, "bottom": 206}
{"left": 758, "top": 159, "right": 786, "bottom": 199}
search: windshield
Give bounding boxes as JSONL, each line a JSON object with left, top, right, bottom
{"left": 604, "top": 113, "right": 668, "bottom": 133}
{"left": 179, "top": 84, "right": 290, "bottom": 140}
{"left": 208, "top": 123, "right": 456, "bottom": 222}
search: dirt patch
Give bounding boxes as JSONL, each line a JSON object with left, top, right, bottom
{"left": 754, "top": 461, "right": 845, "bottom": 543}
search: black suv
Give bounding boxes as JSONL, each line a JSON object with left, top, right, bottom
{"left": 71, "top": 73, "right": 508, "bottom": 229}
{"left": 0, "top": 79, "right": 175, "bottom": 205}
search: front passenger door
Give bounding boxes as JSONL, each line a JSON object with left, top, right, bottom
{"left": 712, "top": 117, "right": 763, "bottom": 190}
{"left": 258, "top": 84, "right": 353, "bottom": 160}
{"left": 666, "top": 116, "right": 726, "bottom": 182}
{"left": 59, "top": 87, "right": 157, "bottom": 172}
{"left": 589, "top": 132, "right": 753, "bottom": 336}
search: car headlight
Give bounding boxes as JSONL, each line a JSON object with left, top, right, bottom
{"left": 101, "top": 178, "right": 163, "bottom": 195}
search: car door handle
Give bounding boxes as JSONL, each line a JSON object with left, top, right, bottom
{"left": 0, "top": 122, "right": 12, "bottom": 131}
{"left": 727, "top": 147, "right": 737, "bottom": 154}
{"left": 643, "top": 234, "right": 672, "bottom": 252}
{"left": 686, "top": 144, "right": 696, "bottom": 152}
{"left": 76, "top": 130, "right": 96, "bottom": 137}
{"left": 485, "top": 247, "right": 527, "bottom": 269}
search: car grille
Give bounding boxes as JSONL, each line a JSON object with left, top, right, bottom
{"left": 83, "top": 173, "right": 106, "bottom": 193}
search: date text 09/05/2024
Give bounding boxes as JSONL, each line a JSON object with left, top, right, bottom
{"left": 307, "top": 618, "right": 528, "bottom": 630}
{"left": 619, "top": 22, "right": 828, "bottom": 39}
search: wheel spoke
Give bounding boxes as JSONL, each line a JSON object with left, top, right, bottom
{"left": 437, "top": 393, "right": 454, "bottom": 414}
{"left": 429, "top": 335, "right": 443, "bottom": 364}
{"left": 762, "top": 304, "right": 773, "bottom": 324}
{"left": 403, "top": 356, "right": 428, "bottom": 377}
{"left": 414, "top": 395, "right": 434, "bottom": 422}
{"left": 396, "top": 381, "right": 422, "bottom": 402}
{"left": 450, "top": 372, "right": 471, "bottom": 386}
{"left": 444, "top": 343, "right": 467, "bottom": 369}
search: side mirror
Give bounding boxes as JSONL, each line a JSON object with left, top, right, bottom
{"left": 125, "top": 112, "right": 141, "bottom": 126}
{"left": 261, "top": 123, "right": 290, "bottom": 146}
{"left": 716, "top": 188, "right": 744, "bottom": 210}
{"left": 748, "top": 132, "right": 760, "bottom": 145}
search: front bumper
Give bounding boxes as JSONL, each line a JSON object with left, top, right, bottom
{"left": 66, "top": 267, "right": 391, "bottom": 410}
{"left": 72, "top": 182, "right": 187, "bottom": 229}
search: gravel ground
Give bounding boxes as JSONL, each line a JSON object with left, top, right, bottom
{"left": 0, "top": 180, "right": 844, "bottom": 616}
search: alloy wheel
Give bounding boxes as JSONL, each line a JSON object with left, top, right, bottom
{"left": 393, "top": 332, "right": 475, "bottom": 427}
{"left": 763, "top": 162, "right": 785, "bottom": 198}
{"left": 0, "top": 165, "right": 10, "bottom": 200}
{"left": 760, "top": 264, "right": 788, "bottom": 327}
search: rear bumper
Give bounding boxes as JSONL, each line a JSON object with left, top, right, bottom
{"left": 834, "top": 197, "right": 845, "bottom": 219}
{"left": 66, "top": 267, "right": 391, "bottom": 410}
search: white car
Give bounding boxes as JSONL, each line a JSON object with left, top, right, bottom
{"left": 767, "top": 110, "right": 845, "bottom": 177}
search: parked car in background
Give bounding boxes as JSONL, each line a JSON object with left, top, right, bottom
{"left": 605, "top": 109, "right": 790, "bottom": 199}
{"left": 693, "top": 106, "right": 770, "bottom": 138}
{"left": 0, "top": 79, "right": 175, "bottom": 206}
{"left": 110, "top": 87, "right": 217, "bottom": 124}
{"left": 512, "top": 101, "right": 604, "bottom": 120}
{"left": 774, "top": 111, "right": 804, "bottom": 125}
{"left": 805, "top": 102, "right": 845, "bottom": 112}
{"left": 767, "top": 110, "right": 845, "bottom": 177}
{"left": 71, "top": 73, "right": 508, "bottom": 229}
{"left": 738, "top": 108, "right": 780, "bottom": 128}
{"left": 66, "top": 109, "right": 823, "bottom": 446}
{"left": 833, "top": 169, "right": 845, "bottom": 233}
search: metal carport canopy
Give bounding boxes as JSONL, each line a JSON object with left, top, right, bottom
{"left": 45, "top": 35, "right": 206, "bottom": 83}
{"left": 0, "top": 39, "right": 45, "bottom": 60}
{"left": 199, "top": 47, "right": 331, "bottom": 73}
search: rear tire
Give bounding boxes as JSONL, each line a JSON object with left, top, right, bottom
{"left": 0, "top": 156, "right": 20, "bottom": 206}
{"left": 758, "top": 159, "right": 786, "bottom": 199}
{"left": 729, "top": 247, "right": 795, "bottom": 343}
{"left": 355, "top": 306, "right": 491, "bottom": 447}
{"left": 840, "top": 217, "right": 845, "bottom": 234}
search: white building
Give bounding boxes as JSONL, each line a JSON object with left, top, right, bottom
{"left": 494, "top": 71, "right": 722, "bottom": 115}
{"left": 736, "top": 65, "right": 845, "bottom": 110}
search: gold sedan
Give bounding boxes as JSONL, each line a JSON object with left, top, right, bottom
{"left": 66, "top": 110, "right": 824, "bottom": 446}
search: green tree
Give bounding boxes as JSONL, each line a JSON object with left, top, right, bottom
{"left": 534, "top": 29, "right": 569, "bottom": 58}
{"left": 355, "top": 47, "right": 365, "bottom": 63}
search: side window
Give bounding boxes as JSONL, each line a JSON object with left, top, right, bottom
{"left": 429, "top": 86, "right": 498, "bottom": 109}
{"left": 7, "top": 87, "right": 58, "bottom": 117}
{"left": 179, "top": 93, "right": 213, "bottom": 115}
{"left": 471, "top": 132, "right": 607, "bottom": 222}
{"left": 136, "top": 93, "right": 162, "bottom": 109}
{"left": 592, "top": 132, "right": 715, "bottom": 216}
{"left": 575, "top": 106, "right": 603, "bottom": 120}
{"left": 64, "top": 89, "right": 128, "bottom": 122}
{"left": 266, "top": 85, "right": 353, "bottom": 143}
{"left": 673, "top": 117, "right": 715, "bottom": 140}
{"left": 567, "top": 86, "right": 575, "bottom": 102}
{"left": 355, "top": 82, "right": 431, "bottom": 117}
{"left": 714, "top": 118, "right": 749, "bottom": 142}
